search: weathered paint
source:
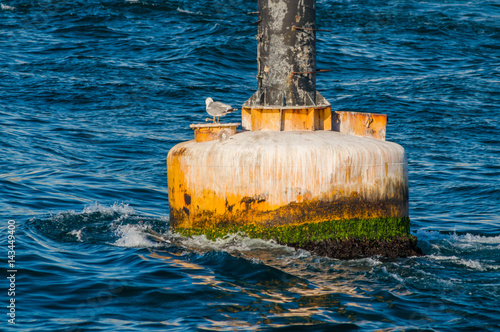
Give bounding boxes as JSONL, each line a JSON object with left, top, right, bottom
{"left": 332, "top": 111, "right": 388, "bottom": 141}
{"left": 189, "top": 123, "right": 240, "bottom": 142}
{"left": 242, "top": 91, "right": 332, "bottom": 131}
{"left": 241, "top": 106, "right": 332, "bottom": 131}
{"left": 256, "top": 0, "right": 317, "bottom": 106}
{"left": 167, "top": 131, "right": 409, "bottom": 240}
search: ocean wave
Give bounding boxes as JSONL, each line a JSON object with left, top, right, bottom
{"left": 82, "top": 202, "right": 136, "bottom": 223}
{"left": 381, "top": 266, "right": 405, "bottom": 283}
{"left": 415, "top": 229, "right": 500, "bottom": 250}
{"left": 177, "top": 232, "right": 287, "bottom": 253}
{"left": 427, "top": 254, "right": 499, "bottom": 271}
{"left": 29, "top": 202, "right": 167, "bottom": 245}
{"left": 30, "top": 203, "right": 293, "bottom": 257}
{"left": 1, "top": 3, "right": 15, "bottom": 10}
{"left": 113, "top": 223, "right": 162, "bottom": 248}
{"left": 176, "top": 7, "right": 203, "bottom": 16}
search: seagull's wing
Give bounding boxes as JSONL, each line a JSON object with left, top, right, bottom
{"left": 213, "top": 101, "right": 232, "bottom": 111}
{"left": 208, "top": 101, "right": 233, "bottom": 116}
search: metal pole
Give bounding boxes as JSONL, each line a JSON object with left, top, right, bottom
{"left": 257, "top": 0, "right": 316, "bottom": 107}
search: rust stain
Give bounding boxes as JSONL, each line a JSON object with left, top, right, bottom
{"left": 190, "top": 123, "right": 239, "bottom": 142}
{"left": 184, "top": 193, "right": 191, "bottom": 206}
{"left": 244, "top": 106, "right": 331, "bottom": 131}
{"left": 170, "top": 193, "right": 408, "bottom": 231}
{"left": 332, "top": 111, "right": 387, "bottom": 140}
{"left": 167, "top": 131, "right": 408, "bottom": 233}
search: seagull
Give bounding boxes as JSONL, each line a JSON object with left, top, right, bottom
{"left": 205, "top": 97, "right": 238, "bottom": 123}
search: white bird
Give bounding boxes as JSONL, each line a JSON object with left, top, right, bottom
{"left": 205, "top": 97, "right": 237, "bottom": 123}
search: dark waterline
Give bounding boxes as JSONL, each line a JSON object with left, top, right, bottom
{"left": 1, "top": 0, "right": 499, "bottom": 331}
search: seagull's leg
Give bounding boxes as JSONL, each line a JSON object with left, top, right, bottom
{"left": 212, "top": 116, "right": 215, "bottom": 124}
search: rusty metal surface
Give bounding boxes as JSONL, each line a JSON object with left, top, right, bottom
{"left": 189, "top": 123, "right": 239, "bottom": 142}
{"left": 167, "top": 131, "right": 408, "bottom": 231}
{"left": 256, "top": 0, "right": 317, "bottom": 106}
{"left": 242, "top": 106, "right": 332, "bottom": 131}
{"left": 332, "top": 111, "right": 388, "bottom": 140}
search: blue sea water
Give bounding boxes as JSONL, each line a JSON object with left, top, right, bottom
{"left": 1, "top": 0, "right": 499, "bottom": 330}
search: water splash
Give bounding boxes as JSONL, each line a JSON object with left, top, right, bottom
{"left": 176, "top": 7, "right": 203, "bottom": 16}
{"left": 415, "top": 229, "right": 500, "bottom": 251}
{"left": 29, "top": 202, "right": 167, "bottom": 245}
{"left": 1, "top": 3, "right": 15, "bottom": 10}
{"left": 177, "top": 232, "right": 287, "bottom": 253}
{"left": 83, "top": 202, "right": 135, "bottom": 218}
{"left": 426, "top": 254, "right": 499, "bottom": 272}
{"left": 69, "top": 229, "right": 84, "bottom": 242}
{"left": 113, "top": 224, "right": 161, "bottom": 248}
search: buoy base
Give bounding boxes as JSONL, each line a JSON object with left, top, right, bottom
{"left": 172, "top": 216, "right": 422, "bottom": 259}
{"left": 173, "top": 216, "right": 410, "bottom": 241}
{"left": 167, "top": 130, "right": 418, "bottom": 258}
{"left": 293, "top": 236, "right": 423, "bottom": 260}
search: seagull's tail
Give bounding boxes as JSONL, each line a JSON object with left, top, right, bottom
{"left": 228, "top": 108, "right": 238, "bottom": 113}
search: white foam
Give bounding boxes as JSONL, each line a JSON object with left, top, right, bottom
{"left": 291, "top": 249, "right": 312, "bottom": 259}
{"left": 251, "top": 257, "right": 263, "bottom": 264}
{"left": 459, "top": 259, "right": 487, "bottom": 271}
{"left": 179, "top": 232, "right": 286, "bottom": 254}
{"left": 380, "top": 266, "right": 405, "bottom": 283}
{"left": 176, "top": 8, "right": 202, "bottom": 15}
{"left": 451, "top": 232, "right": 500, "bottom": 245}
{"left": 427, "top": 254, "right": 499, "bottom": 271}
{"left": 1, "top": 3, "right": 15, "bottom": 10}
{"left": 69, "top": 229, "right": 83, "bottom": 242}
{"left": 342, "top": 256, "right": 383, "bottom": 267}
{"left": 83, "top": 202, "right": 135, "bottom": 216}
{"left": 390, "top": 272, "right": 404, "bottom": 283}
{"left": 113, "top": 224, "right": 161, "bottom": 248}
{"left": 415, "top": 229, "right": 500, "bottom": 251}
{"left": 415, "top": 230, "right": 500, "bottom": 271}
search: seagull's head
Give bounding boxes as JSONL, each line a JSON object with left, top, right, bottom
{"left": 205, "top": 97, "right": 214, "bottom": 107}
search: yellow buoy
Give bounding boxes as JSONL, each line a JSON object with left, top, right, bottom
{"left": 166, "top": 0, "right": 422, "bottom": 258}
